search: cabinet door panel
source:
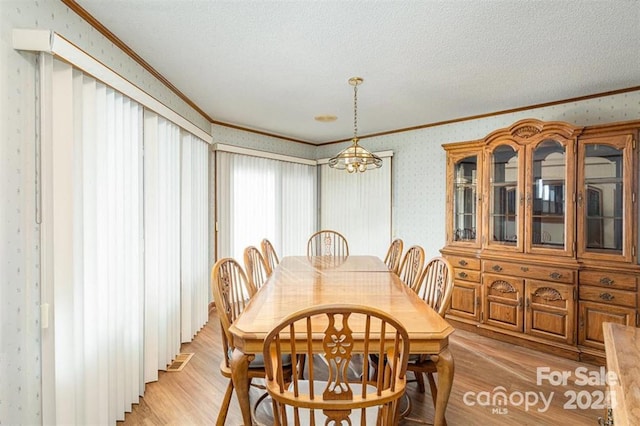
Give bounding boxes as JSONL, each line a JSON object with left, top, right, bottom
{"left": 485, "top": 143, "right": 524, "bottom": 252}
{"left": 447, "top": 151, "right": 483, "bottom": 248}
{"left": 578, "top": 301, "right": 635, "bottom": 349}
{"left": 525, "top": 281, "right": 575, "bottom": 344}
{"left": 577, "top": 134, "right": 635, "bottom": 263}
{"left": 449, "top": 280, "right": 481, "bottom": 322}
{"left": 525, "top": 138, "right": 575, "bottom": 257}
{"left": 483, "top": 273, "right": 524, "bottom": 332}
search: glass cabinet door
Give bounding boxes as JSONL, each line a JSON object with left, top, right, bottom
{"left": 487, "top": 144, "right": 522, "bottom": 251}
{"left": 577, "top": 134, "right": 634, "bottom": 262}
{"left": 527, "top": 138, "right": 573, "bottom": 256}
{"left": 451, "top": 154, "right": 480, "bottom": 245}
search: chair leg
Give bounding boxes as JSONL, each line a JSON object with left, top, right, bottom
{"left": 415, "top": 371, "right": 426, "bottom": 393}
{"left": 216, "top": 380, "right": 234, "bottom": 426}
{"left": 370, "top": 361, "right": 379, "bottom": 382}
{"left": 297, "top": 354, "right": 306, "bottom": 379}
{"left": 368, "top": 354, "right": 384, "bottom": 382}
{"left": 427, "top": 372, "right": 438, "bottom": 405}
{"left": 427, "top": 372, "right": 447, "bottom": 426}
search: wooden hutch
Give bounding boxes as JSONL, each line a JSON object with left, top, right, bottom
{"left": 441, "top": 118, "right": 639, "bottom": 363}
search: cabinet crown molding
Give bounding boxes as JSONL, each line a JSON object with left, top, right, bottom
{"left": 484, "top": 118, "right": 584, "bottom": 145}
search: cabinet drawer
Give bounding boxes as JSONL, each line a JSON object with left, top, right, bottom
{"left": 579, "top": 286, "right": 637, "bottom": 308}
{"left": 447, "top": 255, "right": 480, "bottom": 270}
{"left": 579, "top": 270, "right": 637, "bottom": 291}
{"left": 483, "top": 260, "right": 574, "bottom": 284}
{"left": 453, "top": 268, "right": 480, "bottom": 282}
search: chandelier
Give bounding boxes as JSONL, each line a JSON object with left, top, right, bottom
{"left": 328, "top": 77, "right": 382, "bottom": 173}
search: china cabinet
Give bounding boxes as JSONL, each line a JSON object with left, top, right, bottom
{"left": 442, "top": 119, "right": 639, "bottom": 362}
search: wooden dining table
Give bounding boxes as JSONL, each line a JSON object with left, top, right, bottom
{"left": 228, "top": 255, "right": 455, "bottom": 425}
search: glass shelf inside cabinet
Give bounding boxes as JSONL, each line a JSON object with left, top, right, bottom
{"left": 490, "top": 145, "right": 518, "bottom": 245}
{"left": 531, "top": 140, "right": 566, "bottom": 249}
{"left": 584, "top": 144, "right": 623, "bottom": 254}
{"left": 453, "top": 155, "right": 477, "bottom": 242}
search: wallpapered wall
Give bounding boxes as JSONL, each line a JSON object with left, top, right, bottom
{"left": 1, "top": 0, "right": 639, "bottom": 424}
{"left": 1, "top": 17, "right": 41, "bottom": 426}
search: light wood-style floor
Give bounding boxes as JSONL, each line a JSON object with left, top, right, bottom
{"left": 119, "top": 309, "right": 607, "bottom": 425}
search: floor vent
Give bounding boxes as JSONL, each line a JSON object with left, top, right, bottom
{"left": 167, "top": 353, "right": 194, "bottom": 372}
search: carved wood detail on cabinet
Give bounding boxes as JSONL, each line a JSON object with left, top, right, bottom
{"left": 442, "top": 118, "right": 640, "bottom": 362}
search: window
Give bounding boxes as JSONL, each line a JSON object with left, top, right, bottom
{"left": 216, "top": 150, "right": 317, "bottom": 261}
{"left": 318, "top": 154, "right": 392, "bottom": 257}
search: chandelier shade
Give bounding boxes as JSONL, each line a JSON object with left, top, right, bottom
{"left": 328, "top": 137, "right": 382, "bottom": 172}
{"left": 328, "top": 77, "right": 382, "bottom": 173}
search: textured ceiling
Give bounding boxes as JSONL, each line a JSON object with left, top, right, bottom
{"left": 75, "top": 0, "right": 640, "bottom": 144}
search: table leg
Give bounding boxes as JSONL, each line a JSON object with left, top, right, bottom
{"left": 434, "top": 347, "right": 454, "bottom": 426}
{"left": 230, "top": 348, "right": 254, "bottom": 426}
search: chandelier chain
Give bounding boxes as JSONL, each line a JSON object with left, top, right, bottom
{"left": 353, "top": 84, "right": 358, "bottom": 139}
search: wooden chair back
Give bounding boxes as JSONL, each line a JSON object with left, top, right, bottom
{"left": 261, "top": 238, "right": 280, "bottom": 275}
{"left": 307, "top": 230, "right": 349, "bottom": 257}
{"left": 210, "top": 258, "right": 261, "bottom": 425}
{"left": 397, "top": 245, "right": 425, "bottom": 290}
{"left": 244, "top": 245, "right": 270, "bottom": 291}
{"left": 211, "top": 258, "right": 256, "bottom": 366}
{"left": 414, "top": 256, "right": 454, "bottom": 317}
{"left": 383, "top": 238, "right": 403, "bottom": 273}
{"left": 263, "top": 304, "right": 409, "bottom": 425}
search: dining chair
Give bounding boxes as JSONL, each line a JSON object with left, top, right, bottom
{"left": 211, "top": 258, "right": 290, "bottom": 425}
{"left": 262, "top": 304, "right": 410, "bottom": 425}
{"left": 383, "top": 238, "right": 404, "bottom": 273}
{"left": 244, "top": 245, "right": 270, "bottom": 291}
{"left": 397, "top": 245, "right": 425, "bottom": 290}
{"left": 261, "top": 238, "right": 280, "bottom": 276}
{"left": 306, "top": 230, "right": 349, "bottom": 257}
{"left": 404, "top": 256, "right": 454, "bottom": 425}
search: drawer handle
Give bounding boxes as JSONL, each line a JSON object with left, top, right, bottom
{"left": 458, "top": 260, "right": 468, "bottom": 266}
{"left": 458, "top": 272, "right": 468, "bottom": 279}
{"left": 492, "top": 265, "right": 503, "bottom": 272}
{"left": 521, "top": 267, "right": 529, "bottom": 272}
{"left": 549, "top": 272, "right": 562, "bottom": 280}
{"left": 600, "top": 293, "right": 615, "bottom": 301}
{"left": 599, "top": 277, "right": 614, "bottom": 286}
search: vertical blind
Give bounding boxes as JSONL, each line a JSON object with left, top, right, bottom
{"left": 180, "top": 132, "right": 209, "bottom": 342}
{"left": 319, "top": 156, "right": 392, "bottom": 258}
{"left": 71, "top": 70, "right": 145, "bottom": 424}
{"left": 216, "top": 152, "right": 317, "bottom": 261}
{"left": 143, "top": 112, "right": 182, "bottom": 382}
{"left": 42, "top": 60, "right": 210, "bottom": 424}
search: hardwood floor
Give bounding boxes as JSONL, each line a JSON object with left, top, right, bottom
{"left": 120, "top": 309, "right": 608, "bottom": 425}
